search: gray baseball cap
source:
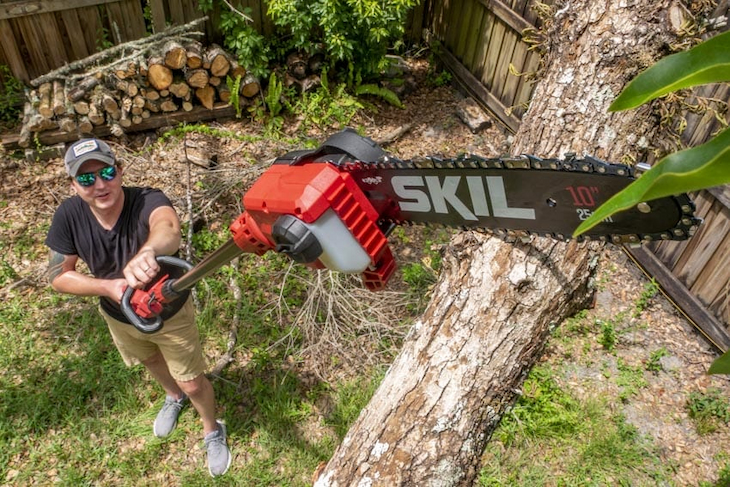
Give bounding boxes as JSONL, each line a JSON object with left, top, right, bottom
{"left": 64, "top": 138, "right": 116, "bottom": 176}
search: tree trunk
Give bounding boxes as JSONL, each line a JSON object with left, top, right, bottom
{"left": 315, "top": 0, "right": 680, "bottom": 485}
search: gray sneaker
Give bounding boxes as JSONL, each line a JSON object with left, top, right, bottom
{"left": 153, "top": 394, "right": 189, "bottom": 438}
{"left": 204, "top": 420, "right": 232, "bottom": 477}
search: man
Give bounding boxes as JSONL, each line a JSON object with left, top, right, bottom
{"left": 45, "top": 138, "right": 231, "bottom": 477}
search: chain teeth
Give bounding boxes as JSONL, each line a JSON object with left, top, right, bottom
{"left": 339, "top": 154, "right": 700, "bottom": 244}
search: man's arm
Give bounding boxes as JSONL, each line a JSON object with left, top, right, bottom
{"left": 123, "top": 205, "right": 182, "bottom": 289}
{"left": 48, "top": 250, "right": 127, "bottom": 302}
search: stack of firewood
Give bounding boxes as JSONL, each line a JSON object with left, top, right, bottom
{"left": 18, "top": 23, "right": 260, "bottom": 148}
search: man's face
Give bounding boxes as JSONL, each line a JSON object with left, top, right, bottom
{"left": 71, "top": 160, "right": 124, "bottom": 213}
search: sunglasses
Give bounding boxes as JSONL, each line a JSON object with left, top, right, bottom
{"left": 75, "top": 166, "right": 118, "bottom": 187}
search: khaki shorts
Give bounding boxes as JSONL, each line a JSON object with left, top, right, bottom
{"left": 100, "top": 298, "right": 207, "bottom": 382}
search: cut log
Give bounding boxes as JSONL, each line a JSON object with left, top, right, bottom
{"left": 182, "top": 101, "right": 194, "bottom": 112}
{"left": 186, "top": 41, "right": 203, "bottom": 69}
{"left": 160, "top": 98, "right": 179, "bottom": 112}
{"left": 66, "top": 76, "right": 100, "bottom": 102}
{"left": 88, "top": 98, "right": 106, "bottom": 126}
{"left": 240, "top": 73, "right": 260, "bottom": 98}
{"left": 209, "top": 76, "right": 221, "bottom": 87}
{"left": 144, "top": 99, "right": 161, "bottom": 113}
{"left": 38, "top": 82, "right": 53, "bottom": 118}
{"left": 52, "top": 80, "right": 66, "bottom": 116}
{"left": 143, "top": 88, "right": 161, "bottom": 101}
{"left": 147, "top": 56, "right": 173, "bottom": 91}
{"left": 195, "top": 85, "right": 216, "bottom": 109}
{"left": 228, "top": 60, "right": 246, "bottom": 80}
{"left": 287, "top": 51, "right": 308, "bottom": 80}
{"left": 109, "top": 123, "right": 124, "bottom": 138}
{"left": 163, "top": 40, "right": 187, "bottom": 70}
{"left": 74, "top": 100, "right": 90, "bottom": 115}
{"left": 99, "top": 90, "right": 120, "bottom": 118}
{"left": 58, "top": 117, "right": 77, "bottom": 133}
{"left": 17, "top": 102, "right": 34, "bottom": 148}
{"left": 119, "top": 97, "right": 132, "bottom": 128}
{"left": 77, "top": 116, "right": 94, "bottom": 134}
{"left": 185, "top": 68, "right": 209, "bottom": 89}
{"left": 217, "top": 82, "right": 231, "bottom": 103}
{"left": 169, "top": 80, "right": 191, "bottom": 99}
{"left": 206, "top": 44, "right": 231, "bottom": 77}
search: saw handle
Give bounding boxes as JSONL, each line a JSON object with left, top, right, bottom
{"left": 121, "top": 255, "right": 194, "bottom": 334}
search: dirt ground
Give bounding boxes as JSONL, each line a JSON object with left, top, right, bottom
{"left": 1, "top": 59, "right": 729, "bottom": 484}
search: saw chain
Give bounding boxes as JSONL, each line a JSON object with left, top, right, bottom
{"left": 334, "top": 152, "right": 700, "bottom": 245}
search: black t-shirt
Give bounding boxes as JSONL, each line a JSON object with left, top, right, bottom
{"left": 45, "top": 186, "right": 189, "bottom": 324}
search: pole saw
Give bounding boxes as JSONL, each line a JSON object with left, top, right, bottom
{"left": 121, "top": 128, "right": 701, "bottom": 333}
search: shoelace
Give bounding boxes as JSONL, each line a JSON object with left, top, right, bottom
{"left": 160, "top": 397, "right": 185, "bottom": 417}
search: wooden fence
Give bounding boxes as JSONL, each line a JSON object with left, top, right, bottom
{"left": 426, "top": 0, "right": 548, "bottom": 132}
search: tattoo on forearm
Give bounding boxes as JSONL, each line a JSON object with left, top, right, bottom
{"left": 48, "top": 250, "right": 66, "bottom": 284}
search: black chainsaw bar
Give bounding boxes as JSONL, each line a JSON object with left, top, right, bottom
{"left": 339, "top": 155, "right": 697, "bottom": 243}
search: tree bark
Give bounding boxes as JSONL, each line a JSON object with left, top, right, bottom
{"left": 315, "top": 0, "right": 680, "bottom": 485}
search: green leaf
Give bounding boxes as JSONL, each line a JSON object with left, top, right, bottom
{"left": 609, "top": 30, "right": 730, "bottom": 111}
{"left": 708, "top": 350, "right": 730, "bottom": 375}
{"left": 573, "top": 125, "right": 730, "bottom": 237}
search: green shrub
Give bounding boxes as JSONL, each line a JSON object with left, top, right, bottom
{"left": 199, "top": 1, "right": 271, "bottom": 79}
{"left": 266, "top": 0, "right": 418, "bottom": 82}
{"left": 0, "top": 64, "right": 23, "bottom": 126}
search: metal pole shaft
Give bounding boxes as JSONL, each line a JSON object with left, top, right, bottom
{"left": 170, "top": 238, "right": 244, "bottom": 293}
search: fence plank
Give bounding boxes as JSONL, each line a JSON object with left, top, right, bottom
{"left": 76, "top": 5, "right": 104, "bottom": 56}
{"left": 510, "top": 50, "right": 539, "bottom": 118}
{"left": 470, "top": 5, "right": 494, "bottom": 81}
{"left": 455, "top": 0, "right": 476, "bottom": 63}
{"left": 435, "top": 46, "right": 521, "bottom": 132}
{"left": 167, "top": 0, "right": 186, "bottom": 25}
{"left": 57, "top": 9, "right": 92, "bottom": 60}
{"left": 16, "top": 16, "right": 51, "bottom": 76}
{"left": 106, "top": 0, "right": 147, "bottom": 42}
{"left": 476, "top": 0, "right": 533, "bottom": 31}
{"left": 462, "top": 2, "right": 487, "bottom": 71}
{"left": 445, "top": 0, "right": 466, "bottom": 52}
{"left": 481, "top": 17, "right": 507, "bottom": 89}
{"left": 0, "top": 0, "right": 121, "bottom": 20}
{"left": 673, "top": 197, "right": 730, "bottom": 288}
{"left": 429, "top": 0, "right": 448, "bottom": 40}
{"left": 650, "top": 190, "right": 712, "bottom": 267}
{"left": 0, "top": 19, "right": 28, "bottom": 81}
{"left": 149, "top": 0, "right": 166, "bottom": 32}
{"left": 407, "top": 1, "right": 426, "bottom": 42}
{"left": 689, "top": 229, "right": 730, "bottom": 317}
